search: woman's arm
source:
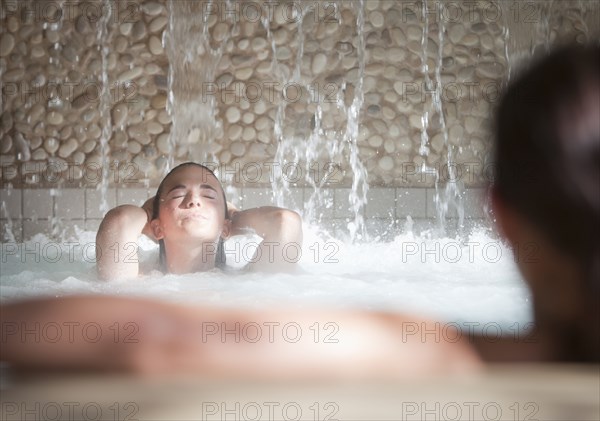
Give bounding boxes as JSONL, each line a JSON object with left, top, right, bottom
{"left": 228, "top": 205, "right": 303, "bottom": 271}
{"left": 95, "top": 199, "right": 155, "bottom": 280}
{"left": 0, "top": 296, "right": 482, "bottom": 378}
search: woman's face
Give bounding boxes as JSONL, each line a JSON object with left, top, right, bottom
{"left": 152, "top": 165, "right": 229, "bottom": 244}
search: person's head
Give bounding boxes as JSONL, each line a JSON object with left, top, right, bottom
{"left": 492, "top": 44, "right": 599, "bottom": 361}
{"left": 151, "top": 163, "right": 230, "bottom": 270}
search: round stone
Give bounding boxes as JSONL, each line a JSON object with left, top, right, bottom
{"left": 406, "top": 26, "right": 422, "bottom": 42}
{"left": 145, "top": 63, "right": 161, "bottom": 75}
{"left": 242, "top": 127, "right": 256, "bottom": 141}
{"left": 32, "top": 148, "right": 48, "bottom": 160}
{"left": 150, "top": 16, "right": 168, "bottom": 33}
{"left": 216, "top": 73, "right": 233, "bottom": 87}
{"left": 382, "top": 107, "right": 396, "bottom": 119}
{"left": 257, "top": 130, "right": 270, "bottom": 143}
{"left": 254, "top": 100, "right": 267, "bottom": 115}
{"left": 272, "top": 28, "right": 288, "bottom": 45}
{"left": 112, "top": 104, "right": 128, "bottom": 127}
{"left": 275, "top": 47, "right": 292, "bottom": 61}
{"left": 220, "top": 150, "right": 231, "bottom": 163}
{"left": 31, "top": 45, "right": 45, "bottom": 58}
{"left": 118, "top": 67, "right": 143, "bottom": 82}
{"left": 235, "top": 67, "right": 253, "bottom": 80}
{"left": 127, "top": 141, "right": 142, "bottom": 154}
{"left": 59, "top": 126, "right": 72, "bottom": 140}
{"left": 213, "top": 23, "right": 228, "bottom": 42}
{"left": 251, "top": 37, "right": 267, "bottom": 52}
{"left": 115, "top": 36, "right": 128, "bottom": 53}
{"left": 225, "top": 107, "right": 241, "bottom": 123}
{"left": 465, "top": 116, "right": 478, "bottom": 133}
{"left": 71, "top": 94, "right": 89, "bottom": 110}
{"left": 1, "top": 112, "right": 13, "bottom": 132}
{"left": 368, "top": 135, "right": 383, "bottom": 148}
{"left": 6, "top": 17, "right": 19, "bottom": 33}
{"left": 128, "top": 125, "right": 151, "bottom": 144}
{"left": 151, "top": 95, "right": 167, "bottom": 109}
{"left": 158, "top": 111, "right": 171, "bottom": 125}
{"left": 378, "top": 156, "right": 394, "bottom": 171}
{"left": 0, "top": 135, "right": 12, "bottom": 154}
{"left": 384, "top": 139, "right": 395, "bottom": 153}
{"left": 132, "top": 21, "right": 147, "bottom": 41}
{"left": 72, "top": 151, "right": 86, "bottom": 165}
{"left": 462, "top": 34, "right": 479, "bottom": 46}
{"left": 147, "top": 121, "right": 163, "bottom": 135}
{"left": 228, "top": 125, "right": 242, "bottom": 140}
{"left": 46, "top": 111, "right": 63, "bottom": 125}
{"left": 448, "top": 25, "right": 465, "bottom": 44}
{"left": 44, "top": 137, "right": 59, "bottom": 154}
{"left": 255, "top": 116, "right": 269, "bottom": 131}
{"left": 312, "top": 53, "right": 327, "bottom": 74}
{"left": 480, "top": 34, "right": 494, "bottom": 50}
{"left": 370, "top": 11, "right": 384, "bottom": 28}
{"left": 88, "top": 124, "right": 101, "bottom": 139}
{"left": 82, "top": 140, "right": 96, "bottom": 153}
{"left": 119, "top": 22, "right": 132, "bottom": 36}
{"left": 149, "top": 35, "right": 163, "bottom": 55}
{"left": 142, "top": 1, "right": 164, "bottom": 16}
{"left": 242, "top": 112, "right": 255, "bottom": 125}
{"left": 157, "top": 133, "right": 170, "bottom": 153}
{"left": 230, "top": 142, "right": 246, "bottom": 157}
{"left": 58, "top": 138, "right": 78, "bottom": 158}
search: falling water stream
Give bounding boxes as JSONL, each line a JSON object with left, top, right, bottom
{"left": 97, "top": 0, "right": 113, "bottom": 215}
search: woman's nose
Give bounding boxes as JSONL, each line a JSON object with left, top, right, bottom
{"left": 185, "top": 190, "right": 202, "bottom": 207}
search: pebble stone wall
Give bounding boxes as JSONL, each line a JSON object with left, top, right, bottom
{"left": 0, "top": 0, "right": 598, "bottom": 191}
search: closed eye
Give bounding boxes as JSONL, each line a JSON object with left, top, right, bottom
{"left": 166, "top": 186, "right": 186, "bottom": 199}
{"left": 201, "top": 191, "right": 217, "bottom": 199}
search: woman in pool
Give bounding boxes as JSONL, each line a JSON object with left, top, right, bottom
{"left": 1, "top": 44, "right": 598, "bottom": 375}
{"left": 96, "top": 162, "right": 303, "bottom": 279}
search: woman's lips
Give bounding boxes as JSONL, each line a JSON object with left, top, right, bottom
{"left": 183, "top": 212, "right": 208, "bottom": 220}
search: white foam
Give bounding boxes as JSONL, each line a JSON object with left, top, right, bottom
{"left": 0, "top": 225, "right": 532, "bottom": 330}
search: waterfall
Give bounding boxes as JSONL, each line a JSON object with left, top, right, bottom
{"left": 97, "top": 0, "right": 113, "bottom": 215}
{"left": 344, "top": 0, "right": 368, "bottom": 242}
{"left": 164, "top": 0, "right": 231, "bottom": 174}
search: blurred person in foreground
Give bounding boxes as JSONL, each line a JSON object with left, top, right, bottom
{"left": 1, "top": 44, "right": 598, "bottom": 377}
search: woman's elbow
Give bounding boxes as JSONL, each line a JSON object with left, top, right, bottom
{"left": 275, "top": 209, "right": 303, "bottom": 243}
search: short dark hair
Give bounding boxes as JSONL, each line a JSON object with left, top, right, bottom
{"left": 494, "top": 44, "right": 599, "bottom": 361}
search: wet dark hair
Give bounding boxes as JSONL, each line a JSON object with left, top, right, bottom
{"left": 494, "top": 44, "right": 599, "bottom": 361}
{"left": 152, "top": 162, "right": 228, "bottom": 270}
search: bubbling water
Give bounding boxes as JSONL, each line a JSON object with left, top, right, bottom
{"left": 0, "top": 225, "right": 531, "bottom": 330}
